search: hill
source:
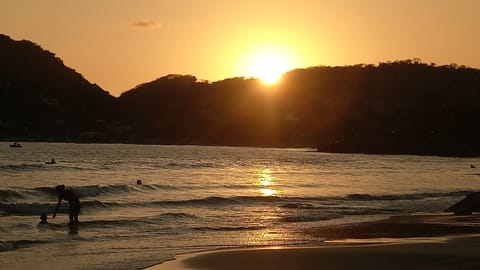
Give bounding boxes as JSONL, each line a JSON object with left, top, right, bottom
{"left": 2, "top": 34, "right": 480, "bottom": 156}
{"left": 0, "top": 34, "right": 126, "bottom": 142}
{"left": 118, "top": 61, "right": 480, "bottom": 156}
{"left": 281, "top": 62, "right": 480, "bottom": 156}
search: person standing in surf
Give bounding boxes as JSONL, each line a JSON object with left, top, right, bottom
{"left": 52, "top": 185, "right": 80, "bottom": 224}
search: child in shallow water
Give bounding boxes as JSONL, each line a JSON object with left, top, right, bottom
{"left": 39, "top": 213, "right": 48, "bottom": 224}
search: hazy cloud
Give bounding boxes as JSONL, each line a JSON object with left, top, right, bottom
{"left": 131, "top": 20, "right": 161, "bottom": 28}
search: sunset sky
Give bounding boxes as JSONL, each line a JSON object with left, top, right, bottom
{"left": 1, "top": 0, "right": 479, "bottom": 96}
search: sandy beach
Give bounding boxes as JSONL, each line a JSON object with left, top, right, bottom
{"left": 147, "top": 214, "right": 480, "bottom": 270}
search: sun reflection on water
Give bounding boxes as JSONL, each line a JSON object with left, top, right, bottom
{"left": 259, "top": 188, "right": 276, "bottom": 196}
{"left": 257, "top": 168, "right": 278, "bottom": 196}
{"left": 245, "top": 228, "right": 300, "bottom": 247}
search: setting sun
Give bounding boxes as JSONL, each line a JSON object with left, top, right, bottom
{"left": 246, "top": 54, "right": 291, "bottom": 84}
{"left": 241, "top": 45, "right": 299, "bottom": 84}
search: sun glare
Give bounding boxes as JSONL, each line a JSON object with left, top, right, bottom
{"left": 241, "top": 45, "right": 298, "bottom": 85}
{"left": 247, "top": 55, "right": 291, "bottom": 84}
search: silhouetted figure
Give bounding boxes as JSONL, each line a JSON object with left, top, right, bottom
{"left": 52, "top": 185, "right": 80, "bottom": 224}
{"left": 136, "top": 179, "right": 142, "bottom": 185}
{"left": 46, "top": 158, "right": 56, "bottom": 164}
{"left": 39, "top": 213, "right": 48, "bottom": 224}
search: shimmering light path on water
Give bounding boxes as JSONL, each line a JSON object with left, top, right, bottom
{"left": 1, "top": 143, "right": 479, "bottom": 270}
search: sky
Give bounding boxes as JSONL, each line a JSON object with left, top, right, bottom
{"left": 1, "top": 0, "right": 479, "bottom": 96}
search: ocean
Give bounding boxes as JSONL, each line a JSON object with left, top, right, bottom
{"left": 1, "top": 142, "right": 479, "bottom": 270}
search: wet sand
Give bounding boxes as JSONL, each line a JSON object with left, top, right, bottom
{"left": 146, "top": 214, "right": 480, "bottom": 270}
{"left": 305, "top": 213, "right": 480, "bottom": 240}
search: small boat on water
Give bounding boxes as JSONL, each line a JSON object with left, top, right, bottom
{"left": 9, "top": 142, "right": 22, "bottom": 148}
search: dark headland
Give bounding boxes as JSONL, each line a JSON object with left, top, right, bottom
{"left": 1, "top": 34, "right": 479, "bottom": 157}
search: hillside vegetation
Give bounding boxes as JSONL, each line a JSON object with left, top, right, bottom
{"left": 2, "top": 34, "right": 479, "bottom": 156}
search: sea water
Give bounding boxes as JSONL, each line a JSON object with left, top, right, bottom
{"left": 1, "top": 143, "right": 479, "bottom": 270}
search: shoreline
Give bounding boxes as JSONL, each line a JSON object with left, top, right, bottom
{"left": 145, "top": 213, "right": 480, "bottom": 270}
{"left": 147, "top": 235, "right": 480, "bottom": 270}
{"left": 4, "top": 141, "right": 480, "bottom": 158}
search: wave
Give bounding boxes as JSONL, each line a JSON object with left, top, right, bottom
{"left": 157, "top": 196, "right": 240, "bottom": 206}
{"left": 0, "top": 183, "right": 179, "bottom": 202}
{"left": 0, "top": 196, "right": 235, "bottom": 215}
{"left": 81, "top": 212, "right": 198, "bottom": 227}
{"left": 278, "top": 213, "right": 343, "bottom": 223}
{"left": 0, "top": 202, "right": 55, "bottom": 215}
{"left": 0, "top": 189, "right": 32, "bottom": 202}
{"left": 149, "top": 190, "right": 470, "bottom": 209}
{"left": 0, "top": 163, "right": 93, "bottom": 172}
{"left": 80, "top": 183, "right": 185, "bottom": 193}
{"left": 280, "top": 203, "right": 316, "bottom": 209}
{"left": 151, "top": 195, "right": 317, "bottom": 207}
{"left": 0, "top": 199, "right": 129, "bottom": 215}
{"left": 165, "top": 162, "right": 223, "bottom": 169}
{"left": 68, "top": 184, "right": 180, "bottom": 197}
{"left": 277, "top": 207, "right": 403, "bottom": 223}
{"left": 0, "top": 163, "right": 48, "bottom": 172}
{"left": 221, "top": 184, "right": 253, "bottom": 189}
{"left": 0, "top": 196, "right": 274, "bottom": 215}
{"left": 0, "top": 195, "right": 205, "bottom": 216}
{"left": 335, "top": 207, "right": 401, "bottom": 216}
{"left": 193, "top": 225, "right": 267, "bottom": 232}
{"left": 0, "top": 190, "right": 471, "bottom": 216}
{"left": 345, "top": 191, "right": 470, "bottom": 201}
{"left": 3, "top": 183, "right": 470, "bottom": 205}
{"left": 240, "top": 190, "right": 469, "bottom": 204}
{"left": 74, "top": 184, "right": 136, "bottom": 197}
{"left": 36, "top": 213, "right": 198, "bottom": 232}
{"left": 0, "top": 239, "right": 50, "bottom": 252}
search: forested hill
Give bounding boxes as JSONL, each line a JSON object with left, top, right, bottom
{"left": 2, "top": 34, "right": 480, "bottom": 156}
{"left": 118, "top": 63, "right": 480, "bottom": 156}
{"left": 0, "top": 34, "right": 122, "bottom": 141}
{"left": 282, "top": 63, "right": 480, "bottom": 156}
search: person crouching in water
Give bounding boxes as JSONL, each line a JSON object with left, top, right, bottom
{"left": 52, "top": 185, "right": 80, "bottom": 224}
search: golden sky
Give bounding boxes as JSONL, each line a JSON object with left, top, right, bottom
{"left": 1, "top": 0, "right": 479, "bottom": 96}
